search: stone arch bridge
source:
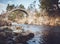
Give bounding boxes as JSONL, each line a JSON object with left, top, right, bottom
{"left": 5, "top": 8, "right": 29, "bottom": 20}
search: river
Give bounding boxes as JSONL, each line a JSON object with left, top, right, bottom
{"left": 11, "top": 23, "right": 59, "bottom": 44}
{"left": 0, "top": 22, "right": 60, "bottom": 44}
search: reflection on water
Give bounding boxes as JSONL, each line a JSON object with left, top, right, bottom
{"left": 11, "top": 23, "right": 59, "bottom": 44}
{"left": 0, "top": 23, "right": 60, "bottom": 44}
{"left": 12, "top": 24, "right": 60, "bottom": 44}
{"left": 12, "top": 23, "right": 50, "bottom": 32}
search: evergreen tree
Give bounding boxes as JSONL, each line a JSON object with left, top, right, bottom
{"left": 39, "top": 0, "right": 59, "bottom": 11}
{"left": 6, "top": 4, "right": 15, "bottom": 11}
{"left": 19, "top": 4, "right": 25, "bottom": 9}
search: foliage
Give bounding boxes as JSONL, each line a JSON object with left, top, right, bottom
{"left": 39, "top": 0, "right": 59, "bottom": 11}
{"left": 6, "top": 4, "right": 15, "bottom": 11}
{"left": 19, "top": 4, "right": 25, "bottom": 9}
{"left": 35, "top": 10, "right": 40, "bottom": 17}
{"left": 7, "top": 4, "right": 26, "bottom": 21}
{"left": 40, "top": 0, "right": 51, "bottom": 9}
{"left": 8, "top": 12, "right": 16, "bottom": 21}
{"left": 27, "top": 1, "right": 36, "bottom": 11}
{"left": 8, "top": 10, "right": 25, "bottom": 21}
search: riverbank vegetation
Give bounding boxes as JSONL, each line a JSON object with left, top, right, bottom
{"left": 0, "top": 0, "right": 60, "bottom": 26}
{"left": 0, "top": 0, "right": 60, "bottom": 44}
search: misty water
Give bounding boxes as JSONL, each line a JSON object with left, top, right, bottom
{"left": 11, "top": 23, "right": 52, "bottom": 44}
{"left": 0, "top": 22, "right": 60, "bottom": 44}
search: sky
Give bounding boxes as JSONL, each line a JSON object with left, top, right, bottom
{"left": 0, "top": 0, "right": 39, "bottom": 14}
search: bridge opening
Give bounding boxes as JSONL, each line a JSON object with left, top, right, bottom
{"left": 8, "top": 8, "right": 29, "bottom": 22}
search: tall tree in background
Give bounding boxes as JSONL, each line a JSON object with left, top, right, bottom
{"left": 6, "top": 4, "right": 15, "bottom": 11}
{"left": 27, "top": 1, "right": 36, "bottom": 11}
{"left": 19, "top": 4, "right": 25, "bottom": 9}
{"left": 39, "top": 0, "right": 59, "bottom": 11}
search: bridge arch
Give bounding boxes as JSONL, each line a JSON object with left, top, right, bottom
{"left": 8, "top": 8, "right": 29, "bottom": 17}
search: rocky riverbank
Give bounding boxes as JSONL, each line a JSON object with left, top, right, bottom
{"left": 0, "top": 24, "right": 60, "bottom": 44}
{"left": 0, "top": 27, "right": 34, "bottom": 44}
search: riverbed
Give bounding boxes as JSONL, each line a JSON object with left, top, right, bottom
{"left": 10, "top": 23, "right": 60, "bottom": 44}
{"left": 0, "top": 22, "right": 60, "bottom": 44}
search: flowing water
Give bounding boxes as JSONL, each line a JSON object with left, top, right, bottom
{"left": 11, "top": 23, "right": 53, "bottom": 44}
{"left": 0, "top": 22, "right": 60, "bottom": 44}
